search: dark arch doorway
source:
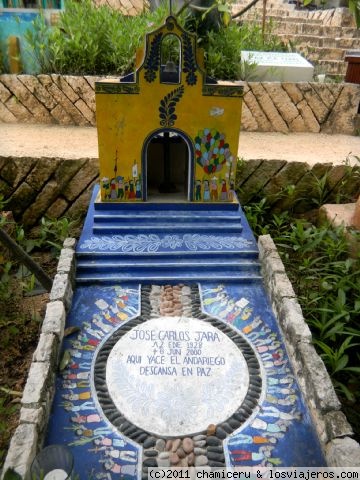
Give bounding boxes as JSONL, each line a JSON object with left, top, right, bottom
{"left": 142, "top": 129, "right": 194, "bottom": 201}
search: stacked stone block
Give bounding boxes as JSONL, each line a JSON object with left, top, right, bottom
{"left": 1, "top": 155, "right": 359, "bottom": 228}
{"left": 92, "top": 0, "right": 147, "bottom": 15}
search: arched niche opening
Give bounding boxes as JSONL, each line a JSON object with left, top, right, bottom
{"left": 143, "top": 130, "right": 194, "bottom": 201}
{"left": 160, "top": 34, "right": 181, "bottom": 84}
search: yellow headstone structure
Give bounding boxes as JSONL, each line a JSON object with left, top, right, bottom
{"left": 95, "top": 15, "right": 243, "bottom": 202}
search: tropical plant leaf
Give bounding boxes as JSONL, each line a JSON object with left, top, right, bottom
{"left": 3, "top": 469, "right": 22, "bottom": 480}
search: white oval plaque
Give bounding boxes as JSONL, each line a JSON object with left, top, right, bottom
{"left": 106, "top": 316, "right": 250, "bottom": 437}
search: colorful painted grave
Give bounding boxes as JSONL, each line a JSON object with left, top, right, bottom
{"left": 43, "top": 13, "right": 326, "bottom": 480}
{"left": 46, "top": 283, "right": 326, "bottom": 479}
{"left": 95, "top": 16, "right": 242, "bottom": 203}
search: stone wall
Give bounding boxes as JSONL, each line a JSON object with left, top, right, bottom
{"left": 92, "top": 0, "right": 146, "bottom": 15}
{"left": 1, "top": 154, "right": 359, "bottom": 228}
{"left": 0, "top": 74, "right": 359, "bottom": 134}
{"left": 0, "top": 156, "right": 99, "bottom": 227}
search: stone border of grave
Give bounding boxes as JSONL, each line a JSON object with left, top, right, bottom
{"left": 1, "top": 238, "right": 76, "bottom": 479}
{"left": 2, "top": 234, "right": 360, "bottom": 478}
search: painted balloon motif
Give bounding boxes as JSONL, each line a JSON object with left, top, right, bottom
{"left": 194, "top": 129, "right": 232, "bottom": 175}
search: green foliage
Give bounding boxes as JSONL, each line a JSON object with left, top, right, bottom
{"left": 24, "top": 12, "right": 53, "bottom": 73}
{"left": 0, "top": 43, "right": 5, "bottom": 74}
{"left": 349, "top": 0, "right": 360, "bottom": 28}
{"left": 3, "top": 468, "right": 22, "bottom": 480}
{"left": 39, "top": 216, "right": 79, "bottom": 254}
{"left": 24, "top": 0, "right": 287, "bottom": 79}
{"left": 25, "top": 0, "right": 171, "bottom": 75}
{"left": 204, "top": 21, "right": 289, "bottom": 80}
{"left": 244, "top": 196, "right": 360, "bottom": 437}
{"left": 0, "top": 401, "right": 21, "bottom": 469}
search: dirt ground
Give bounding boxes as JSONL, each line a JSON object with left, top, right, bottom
{"left": 0, "top": 123, "right": 359, "bottom": 166}
{"left": 0, "top": 247, "right": 56, "bottom": 469}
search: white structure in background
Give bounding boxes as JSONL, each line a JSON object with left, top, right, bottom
{"left": 241, "top": 51, "right": 314, "bottom": 82}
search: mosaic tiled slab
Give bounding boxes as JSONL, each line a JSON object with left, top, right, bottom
{"left": 45, "top": 282, "right": 326, "bottom": 479}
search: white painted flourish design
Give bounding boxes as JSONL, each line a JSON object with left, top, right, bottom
{"left": 79, "top": 234, "right": 253, "bottom": 252}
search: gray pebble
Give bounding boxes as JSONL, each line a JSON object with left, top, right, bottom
{"left": 134, "top": 433, "right": 148, "bottom": 443}
{"left": 193, "top": 435, "right": 206, "bottom": 441}
{"left": 219, "top": 423, "right": 232, "bottom": 433}
{"left": 207, "top": 446, "right": 224, "bottom": 453}
{"left": 195, "top": 455, "right": 208, "bottom": 466}
{"left": 228, "top": 418, "right": 241, "bottom": 429}
{"left": 215, "top": 427, "right": 227, "bottom": 439}
{"left": 194, "top": 448, "right": 207, "bottom": 455}
{"left": 206, "top": 436, "right": 221, "bottom": 446}
{"left": 241, "top": 403, "right": 253, "bottom": 415}
{"left": 194, "top": 440, "right": 206, "bottom": 447}
{"left": 143, "top": 458, "right": 158, "bottom": 467}
{"left": 156, "top": 439, "right": 166, "bottom": 452}
{"left": 208, "top": 460, "right": 226, "bottom": 467}
{"left": 207, "top": 451, "right": 225, "bottom": 462}
{"left": 143, "top": 436, "right": 156, "bottom": 449}
{"left": 157, "top": 458, "right": 171, "bottom": 468}
{"left": 158, "top": 452, "right": 170, "bottom": 459}
{"left": 144, "top": 449, "right": 159, "bottom": 457}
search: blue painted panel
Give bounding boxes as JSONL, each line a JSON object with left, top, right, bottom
{"left": 201, "top": 283, "right": 326, "bottom": 467}
{"left": 45, "top": 281, "right": 326, "bottom": 480}
{"left": 0, "top": 10, "right": 40, "bottom": 72}
{"left": 46, "top": 285, "right": 142, "bottom": 480}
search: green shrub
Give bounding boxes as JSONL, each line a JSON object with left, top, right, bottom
{"left": 25, "top": 0, "right": 171, "bottom": 75}
{"left": 25, "top": 0, "right": 288, "bottom": 79}
{"left": 204, "top": 20, "right": 289, "bottom": 80}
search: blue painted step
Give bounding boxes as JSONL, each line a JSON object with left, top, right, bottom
{"left": 75, "top": 270, "right": 263, "bottom": 285}
{"left": 76, "top": 186, "right": 260, "bottom": 284}
{"left": 94, "top": 201, "right": 240, "bottom": 212}
{"left": 92, "top": 222, "right": 243, "bottom": 234}
{"left": 94, "top": 212, "right": 240, "bottom": 223}
{"left": 76, "top": 250, "right": 259, "bottom": 260}
{"left": 76, "top": 257, "right": 260, "bottom": 272}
